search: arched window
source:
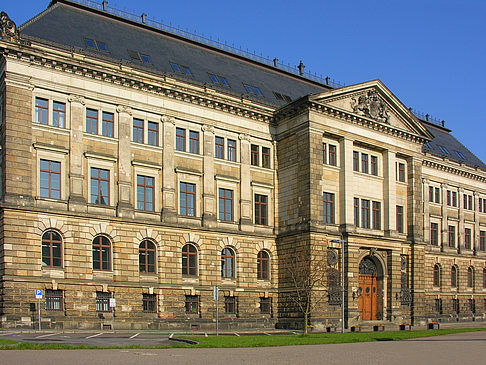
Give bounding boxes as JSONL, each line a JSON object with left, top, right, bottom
{"left": 221, "top": 248, "right": 235, "bottom": 278}
{"left": 467, "top": 267, "right": 474, "bottom": 288}
{"left": 139, "top": 240, "right": 156, "bottom": 273}
{"left": 93, "top": 235, "right": 111, "bottom": 271}
{"left": 257, "top": 251, "right": 270, "bottom": 280}
{"left": 433, "top": 264, "right": 440, "bottom": 287}
{"left": 182, "top": 244, "right": 197, "bottom": 276}
{"left": 42, "top": 230, "right": 62, "bottom": 267}
{"left": 451, "top": 265, "right": 457, "bottom": 288}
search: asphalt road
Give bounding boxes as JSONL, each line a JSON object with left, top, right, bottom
{"left": 1, "top": 330, "right": 485, "bottom": 365}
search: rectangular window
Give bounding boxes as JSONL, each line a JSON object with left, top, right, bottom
{"left": 180, "top": 182, "right": 196, "bottom": 217}
{"left": 452, "top": 299, "right": 460, "bottom": 314}
{"left": 372, "top": 201, "right": 381, "bottom": 230}
{"left": 480, "top": 231, "right": 485, "bottom": 251}
{"left": 215, "top": 136, "right": 224, "bottom": 159}
{"left": 398, "top": 162, "right": 405, "bottom": 182}
{"left": 96, "top": 292, "right": 110, "bottom": 312}
{"left": 52, "top": 101, "right": 65, "bottom": 128}
{"left": 185, "top": 295, "right": 199, "bottom": 313}
{"left": 354, "top": 198, "right": 360, "bottom": 227}
{"left": 219, "top": 188, "right": 233, "bottom": 222}
{"left": 323, "top": 143, "right": 327, "bottom": 164}
{"left": 45, "top": 289, "right": 63, "bottom": 311}
{"left": 469, "top": 195, "right": 473, "bottom": 210}
{"left": 465, "top": 228, "right": 472, "bottom": 249}
{"left": 224, "top": 296, "right": 237, "bottom": 314}
{"left": 480, "top": 198, "right": 483, "bottom": 213}
{"left": 361, "top": 153, "right": 369, "bottom": 174}
{"left": 370, "top": 156, "right": 378, "bottom": 176}
{"left": 430, "top": 223, "right": 439, "bottom": 245}
{"left": 255, "top": 194, "right": 268, "bottom": 225}
{"left": 227, "top": 139, "right": 236, "bottom": 162}
{"left": 396, "top": 205, "right": 404, "bottom": 233}
{"left": 148, "top": 121, "right": 159, "bottom": 146}
{"left": 86, "top": 108, "right": 98, "bottom": 134}
{"left": 262, "top": 147, "right": 270, "bottom": 168}
{"left": 35, "top": 97, "right": 49, "bottom": 124}
{"left": 102, "top": 111, "right": 114, "bottom": 138}
{"left": 323, "top": 192, "right": 335, "bottom": 224}
{"left": 40, "top": 159, "right": 61, "bottom": 199}
{"left": 90, "top": 167, "right": 109, "bottom": 205}
{"left": 251, "top": 144, "right": 259, "bottom": 166}
{"left": 328, "top": 145, "right": 337, "bottom": 166}
{"left": 447, "top": 190, "right": 451, "bottom": 206}
{"left": 176, "top": 127, "right": 186, "bottom": 151}
{"left": 452, "top": 191, "right": 457, "bottom": 207}
{"left": 260, "top": 297, "right": 271, "bottom": 314}
{"left": 361, "top": 199, "right": 370, "bottom": 229}
{"left": 189, "top": 131, "right": 199, "bottom": 154}
{"left": 435, "top": 187, "right": 440, "bottom": 203}
{"left": 133, "top": 118, "right": 144, "bottom": 143}
{"left": 464, "top": 194, "right": 468, "bottom": 209}
{"left": 429, "top": 186, "right": 434, "bottom": 202}
{"left": 137, "top": 175, "right": 154, "bottom": 211}
{"left": 434, "top": 299, "right": 443, "bottom": 314}
{"left": 448, "top": 225, "right": 456, "bottom": 248}
{"left": 353, "top": 151, "right": 359, "bottom": 172}
{"left": 142, "top": 294, "right": 156, "bottom": 313}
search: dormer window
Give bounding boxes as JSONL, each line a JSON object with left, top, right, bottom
{"left": 244, "top": 84, "right": 263, "bottom": 97}
{"left": 438, "top": 145, "right": 449, "bottom": 154}
{"left": 171, "top": 62, "right": 192, "bottom": 76}
{"left": 85, "top": 38, "right": 109, "bottom": 52}
{"left": 208, "top": 73, "right": 229, "bottom": 87}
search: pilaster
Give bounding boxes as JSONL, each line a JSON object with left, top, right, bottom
{"left": 202, "top": 124, "right": 216, "bottom": 228}
{"left": 161, "top": 115, "right": 177, "bottom": 223}
{"left": 239, "top": 133, "right": 253, "bottom": 231}
{"left": 339, "top": 137, "right": 354, "bottom": 229}
{"left": 384, "top": 150, "right": 397, "bottom": 236}
{"left": 116, "top": 105, "right": 134, "bottom": 218}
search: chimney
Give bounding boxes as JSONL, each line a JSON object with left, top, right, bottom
{"left": 298, "top": 60, "right": 305, "bottom": 76}
{"left": 141, "top": 13, "right": 147, "bottom": 24}
{"left": 273, "top": 58, "right": 278, "bottom": 67}
{"left": 102, "top": 0, "right": 108, "bottom": 11}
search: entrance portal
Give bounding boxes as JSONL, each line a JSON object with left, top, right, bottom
{"left": 358, "top": 256, "right": 381, "bottom": 320}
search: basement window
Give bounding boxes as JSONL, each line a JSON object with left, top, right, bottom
{"left": 170, "top": 62, "right": 192, "bottom": 76}
{"left": 244, "top": 84, "right": 263, "bottom": 97}
{"left": 208, "top": 73, "right": 230, "bottom": 87}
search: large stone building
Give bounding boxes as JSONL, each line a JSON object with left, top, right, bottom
{"left": 0, "top": 0, "right": 485, "bottom": 330}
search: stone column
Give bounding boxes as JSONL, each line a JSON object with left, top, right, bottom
{"left": 202, "top": 124, "right": 217, "bottom": 228}
{"left": 441, "top": 183, "right": 448, "bottom": 250}
{"left": 339, "top": 137, "right": 354, "bottom": 229}
{"left": 161, "top": 115, "right": 177, "bottom": 223}
{"left": 116, "top": 105, "right": 134, "bottom": 218}
{"left": 474, "top": 192, "right": 480, "bottom": 254}
{"left": 67, "top": 94, "right": 87, "bottom": 213}
{"left": 423, "top": 179, "right": 430, "bottom": 244}
{"left": 384, "top": 150, "right": 397, "bottom": 236}
{"left": 239, "top": 133, "right": 253, "bottom": 232}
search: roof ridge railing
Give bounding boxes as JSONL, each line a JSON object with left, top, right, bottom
{"left": 68, "top": 0, "right": 345, "bottom": 88}
{"left": 409, "top": 108, "right": 444, "bottom": 127}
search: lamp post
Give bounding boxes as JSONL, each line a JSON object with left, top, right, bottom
{"left": 331, "top": 238, "right": 345, "bottom": 333}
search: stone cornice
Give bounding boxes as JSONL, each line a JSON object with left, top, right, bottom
{"left": 274, "top": 98, "right": 430, "bottom": 145}
{"left": 423, "top": 159, "right": 486, "bottom": 182}
{"left": 0, "top": 41, "right": 274, "bottom": 123}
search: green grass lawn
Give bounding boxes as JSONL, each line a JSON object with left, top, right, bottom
{"left": 0, "top": 328, "right": 484, "bottom": 350}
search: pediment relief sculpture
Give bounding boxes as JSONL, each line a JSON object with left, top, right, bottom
{"left": 350, "top": 89, "right": 390, "bottom": 124}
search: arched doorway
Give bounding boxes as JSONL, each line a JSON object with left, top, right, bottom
{"left": 358, "top": 256, "right": 383, "bottom": 321}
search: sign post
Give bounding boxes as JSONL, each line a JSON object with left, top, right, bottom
{"left": 35, "top": 289, "right": 42, "bottom": 331}
{"left": 109, "top": 298, "right": 116, "bottom": 331}
{"left": 213, "top": 286, "right": 219, "bottom": 336}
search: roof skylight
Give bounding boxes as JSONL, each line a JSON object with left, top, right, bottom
{"left": 84, "top": 38, "right": 109, "bottom": 52}
{"left": 171, "top": 62, "right": 193, "bottom": 76}
{"left": 273, "top": 91, "right": 292, "bottom": 103}
{"left": 127, "top": 49, "right": 151, "bottom": 64}
{"left": 208, "top": 73, "right": 229, "bottom": 87}
{"left": 438, "top": 145, "right": 449, "bottom": 154}
{"left": 455, "top": 151, "right": 465, "bottom": 159}
{"left": 244, "top": 84, "right": 263, "bottom": 97}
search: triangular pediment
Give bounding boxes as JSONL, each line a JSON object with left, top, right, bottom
{"left": 310, "top": 80, "right": 432, "bottom": 139}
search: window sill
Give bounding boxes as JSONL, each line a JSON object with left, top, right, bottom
{"left": 174, "top": 150, "right": 204, "bottom": 161}
{"left": 131, "top": 142, "right": 163, "bottom": 152}
{"left": 84, "top": 132, "right": 118, "bottom": 144}
{"left": 214, "top": 158, "right": 240, "bottom": 167}
{"left": 32, "top": 123, "right": 70, "bottom": 134}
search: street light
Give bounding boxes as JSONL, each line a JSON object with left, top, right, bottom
{"left": 331, "top": 238, "right": 345, "bottom": 333}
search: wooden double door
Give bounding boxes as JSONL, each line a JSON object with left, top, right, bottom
{"left": 358, "top": 274, "right": 378, "bottom": 321}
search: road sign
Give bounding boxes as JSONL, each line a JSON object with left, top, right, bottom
{"left": 35, "top": 289, "right": 43, "bottom": 299}
{"left": 109, "top": 298, "right": 116, "bottom": 308}
{"left": 213, "top": 286, "right": 219, "bottom": 300}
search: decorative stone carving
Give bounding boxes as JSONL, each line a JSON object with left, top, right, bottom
{"left": 359, "top": 257, "right": 377, "bottom": 275}
{"left": 0, "top": 12, "right": 20, "bottom": 43}
{"left": 116, "top": 105, "right": 133, "bottom": 115}
{"left": 351, "top": 89, "right": 390, "bottom": 124}
{"left": 327, "top": 268, "right": 341, "bottom": 305}
{"left": 67, "top": 94, "right": 86, "bottom": 105}
{"left": 161, "top": 115, "right": 175, "bottom": 124}
{"left": 327, "top": 250, "right": 338, "bottom": 266}
{"left": 238, "top": 133, "right": 251, "bottom": 142}
{"left": 369, "top": 247, "right": 377, "bottom": 257}
{"left": 400, "top": 255, "right": 407, "bottom": 270}
{"left": 201, "top": 124, "right": 215, "bottom": 134}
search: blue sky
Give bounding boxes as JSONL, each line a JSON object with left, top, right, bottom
{"left": 3, "top": 0, "right": 486, "bottom": 163}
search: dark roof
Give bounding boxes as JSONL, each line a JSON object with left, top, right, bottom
{"left": 421, "top": 120, "right": 486, "bottom": 171}
{"left": 19, "top": 0, "right": 328, "bottom": 106}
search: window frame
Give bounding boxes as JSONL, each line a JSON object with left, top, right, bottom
{"left": 451, "top": 265, "right": 458, "bottom": 288}
{"left": 215, "top": 136, "right": 224, "bottom": 159}
{"left": 260, "top": 297, "right": 271, "bottom": 314}
{"left": 185, "top": 295, "right": 199, "bottom": 313}
{"left": 102, "top": 111, "right": 114, "bottom": 138}
{"left": 147, "top": 121, "right": 159, "bottom": 146}
{"left": 96, "top": 291, "right": 111, "bottom": 312}
{"left": 180, "top": 182, "right": 196, "bottom": 217}
{"left": 430, "top": 222, "right": 439, "bottom": 245}
{"left": 480, "top": 231, "right": 485, "bottom": 251}
{"left": 262, "top": 147, "right": 270, "bottom": 168}
{"left": 396, "top": 205, "right": 404, "bottom": 233}
{"left": 133, "top": 118, "right": 144, "bottom": 144}
{"left": 354, "top": 198, "right": 359, "bottom": 227}
{"left": 182, "top": 244, "right": 197, "bottom": 277}
{"left": 328, "top": 144, "right": 337, "bottom": 166}
{"left": 254, "top": 194, "right": 268, "bottom": 225}
{"left": 353, "top": 151, "right": 359, "bottom": 172}
{"left": 372, "top": 201, "right": 381, "bottom": 230}
{"left": 90, "top": 167, "right": 110, "bottom": 206}
{"left": 467, "top": 266, "right": 474, "bottom": 288}
{"left": 45, "top": 289, "right": 63, "bottom": 311}
{"left": 224, "top": 296, "right": 237, "bottom": 314}
{"left": 251, "top": 144, "right": 259, "bottom": 166}
{"left": 221, "top": 248, "right": 235, "bottom": 279}
{"left": 189, "top": 130, "right": 200, "bottom": 154}
{"left": 52, "top": 101, "right": 66, "bottom": 128}
{"left": 40, "top": 159, "right": 61, "bottom": 200}
{"left": 86, "top": 108, "right": 98, "bottom": 135}
{"left": 139, "top": 240, "right": 156, "bottom": 274}
{"left": 42, "top": 230, "right": 63, "bottom": 268}
{"left": 136, "top": 175, "right": 155, "bottom": 211}
{"left": 370, "top": 155, "right": 378, "bottom": 176}
{"left": 464, "top": 228, "right": 472, "bottom": 250}
{"left": 257, "top": 250, "right": 270, "bottom": 280}
{"left": 433, "top": 264, "right": 440, "bottom": 287}
{"left": 218, "top": 188, "right": 234, "bottom": 222}
{"left": 227, "top": 139, "right": 236, "bottom": 162}
{"left": 176, "top": 127, "right": 186, "bottom": 152}
{"left": 92, "top": 235, "right": 111, "bottom": 271}
{"left": 448, "top": 225, "right": 456, "bottom": 248}
{"left": 361, "top": 199, "right": 370, "bottom": 229}
{"left": 397, "top": 162, "right": 406, "bottom": 182}
{"left": 35, "top": 97, "right": 49, "bottom": 125}
{"left": 323, "top": 192, "right": 335, "bottom": 224}
{"left": 142, "top": 293, "right": 157, "bottom": 313}
{"left": 361, "top": 153, "right": 369, "bottom": 174}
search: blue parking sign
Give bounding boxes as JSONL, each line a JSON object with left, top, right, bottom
{"left": 35, "top": 289, "right": 42, "bottom": 299}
